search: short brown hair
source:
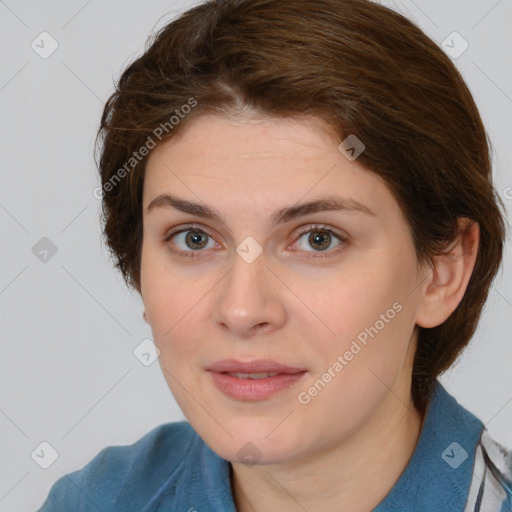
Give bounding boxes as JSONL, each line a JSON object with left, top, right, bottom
{"left": 95, "top": 0, "right": 507, "bottom": 414}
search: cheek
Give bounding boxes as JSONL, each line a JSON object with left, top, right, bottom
{"left": 311, "top": 267, "right": 397, "bottom": 341}
{"left": 308, "top": 256, "right": 417, "bottom": 383}
{"left": 141, "top": 245, "right": 182, "bottom": 337}
{"left": 140, "top": 248, "right": 212, "bottom": 361}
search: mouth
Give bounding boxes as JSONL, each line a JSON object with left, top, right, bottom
{"left": 207, "top": 358, "right": 307, "bottom": 374}
{"left": 207, "top": 359, "right": 308, "bottom": 401}
{"left": 223, "top": 371, "right": 282, "bottom": 379}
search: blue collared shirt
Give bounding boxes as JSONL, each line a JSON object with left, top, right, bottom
{"left": 38, "top": 381, "right": 512, "bottom": 511}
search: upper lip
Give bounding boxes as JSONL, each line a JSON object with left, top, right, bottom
{"left": 207, "top": 359, "right": 306, "bottom": 374}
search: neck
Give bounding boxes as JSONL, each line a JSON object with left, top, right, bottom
{"left": 230, "top": 378, "right": 425, "bottom": 512}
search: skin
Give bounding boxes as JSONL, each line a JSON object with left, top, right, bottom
{"left": 140, "top": 113, "right": 479, "bottom": 512}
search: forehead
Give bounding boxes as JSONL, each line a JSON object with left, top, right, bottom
{"left": 146, "top": 113, "right": 339, "bottom": 169}
{"left": 142, "top": 114, "right": 399, "bottom": 222}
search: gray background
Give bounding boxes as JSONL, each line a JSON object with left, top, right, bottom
{"left": 0, "top": 1, "right": 511, "bottom": 510}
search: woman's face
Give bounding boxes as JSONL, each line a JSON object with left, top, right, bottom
{"left": 140, "top": 113, "right": 430, "bottom": 464}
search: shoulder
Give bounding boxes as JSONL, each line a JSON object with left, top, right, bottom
{"left": 37, "top": 421, "right": 198, "bottom": 511}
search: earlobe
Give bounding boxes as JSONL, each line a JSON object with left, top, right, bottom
{"left": 143, "top": 310, "right": 149, "bottom": 324}
{"left": 415, "top": 218, "right": 480, "bottom": 329}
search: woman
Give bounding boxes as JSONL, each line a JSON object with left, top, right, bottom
{"left": 39, "top": 0, "right": 512, "bottom": 510}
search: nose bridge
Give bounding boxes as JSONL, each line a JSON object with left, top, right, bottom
{"left": 214, "top": 244, "right": 285, "bottom": 336}
{"left": 224, "top": 246, "right": 270, "bottom": 313}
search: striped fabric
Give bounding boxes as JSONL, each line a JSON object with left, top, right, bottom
{"left": 464, "top": 429, "right": 512, "bottom": 512}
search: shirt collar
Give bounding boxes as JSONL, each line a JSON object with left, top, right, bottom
{"left": 373, "top": 380, "right": 484, "bottom": 511}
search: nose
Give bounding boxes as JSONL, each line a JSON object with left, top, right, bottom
{"left": 213, "top": 248, "right": 287, "bottom": 339}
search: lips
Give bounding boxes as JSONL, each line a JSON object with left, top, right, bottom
{"left": 207, "top": 359, "right": 306, "bottom": 375}
{"left": 207, "top": 359, "right": 308, "bottom": 400}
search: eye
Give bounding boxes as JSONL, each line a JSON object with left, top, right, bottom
{"left": 163, "top": 223, "right": 347, "bottom": 259}
{"left": 164, "top": 224, "right": 219, "bottom": 257}
{"left": 292, "top": 224, "right": 346, "bottom": 257}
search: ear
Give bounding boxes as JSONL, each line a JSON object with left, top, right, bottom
{"left": 415, "top": 218, "right": 480, "bottom": 329}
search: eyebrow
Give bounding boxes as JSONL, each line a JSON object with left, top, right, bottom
{"left": 146, "top": 193, "right": 376, "bottom": 228}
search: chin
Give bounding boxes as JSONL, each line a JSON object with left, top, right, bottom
{"left": 199, "top": 418, "right": 304, "bottom": 465}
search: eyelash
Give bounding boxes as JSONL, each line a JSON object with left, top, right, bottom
{"left": 163, "top": 223, "right": 347, "bottom": 260}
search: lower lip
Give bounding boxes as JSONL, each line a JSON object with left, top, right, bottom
{"left": 209, "top": 371, "right": 307, "bottom": 401}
